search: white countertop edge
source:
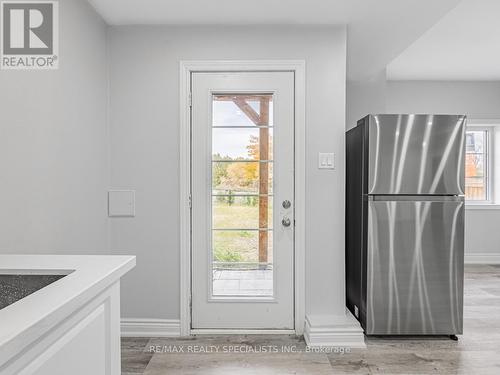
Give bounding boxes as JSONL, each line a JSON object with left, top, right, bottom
{"left": 0, "top": 254, "right": 136, "bottom": 366}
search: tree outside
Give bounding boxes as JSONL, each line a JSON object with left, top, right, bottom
{"left": 212, "top": 135, "right": 273, "bottom": 265}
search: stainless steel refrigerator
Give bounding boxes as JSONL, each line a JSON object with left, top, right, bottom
{"left": 346, "top": 114, "right": 466, "bottom": 336}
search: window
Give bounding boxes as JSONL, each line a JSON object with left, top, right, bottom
{"left": 465, "top": 129, "right": 489, "bottom": 202}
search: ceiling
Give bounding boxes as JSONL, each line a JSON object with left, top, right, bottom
{"left": 87, "top": 0, "right": 460, "bottom": 81}
{"left": 387, "top": 0, "right": 500, "bottom": 81}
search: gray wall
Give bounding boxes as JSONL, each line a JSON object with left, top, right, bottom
{"left": 347, "top": 78, "right": 500, "bottom": 256}
{"left": 108, "top": 26, "right": 348, "bottom": 320}
{"left": 387, "top": 80, "right": 500, "bottom": 256}
{"left": 346, "top": 70, "right": 387, "bottom": 129}
{"left": 347, "top": 79, "right": 500, "bottom": 129}
{"left": 0, "top": 0, "right": 109, "bottom": 253}
{"left": 0, "top": 17, "right": 349, "bottom": 323}
{"left": 386, "top": 81, "right": 500, "bottom": 119}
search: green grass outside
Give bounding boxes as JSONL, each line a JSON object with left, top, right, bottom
{"left": 212, "top": 201, "right": 273, "bottom": 263}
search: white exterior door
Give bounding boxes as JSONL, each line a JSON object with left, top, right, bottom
{"left": 191, "top": 72, "right": 295, "bottom": 329}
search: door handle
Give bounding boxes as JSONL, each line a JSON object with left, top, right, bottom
{"left": 282, "top": 217, "right": 291, "bottom": 227}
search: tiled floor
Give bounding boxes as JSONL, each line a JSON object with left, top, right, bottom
{"left": 122, "top": 264, "right": 500, "bottom": 374}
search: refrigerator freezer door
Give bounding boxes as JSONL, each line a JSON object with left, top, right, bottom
{"left": 366, "top": 198, "right": 464, "bottom": 335}
{"left": 367, "top": 114, "right": 466, "bottom": 195}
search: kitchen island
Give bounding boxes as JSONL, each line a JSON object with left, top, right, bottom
{"left": 0, "top": 255, "right": 135, "bottom": 375}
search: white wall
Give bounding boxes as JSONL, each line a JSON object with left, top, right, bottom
{"left": 0, "top": 0, "right": 108, "bottom": 253}
{"left": 108, "top": 26, "right": 348, "bottom": 320}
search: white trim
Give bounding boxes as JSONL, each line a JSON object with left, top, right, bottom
{"left": 121, "top": 319, "right": 181, "bottom": 337}
{"left": 179, "top": 60, "right": 192, "bottom": 337}
{"left": 465, "top": 126, "right": 493, "bottom": 204}
{"left": 304, "top": 312, "right": 366, "bottom": 348}
{"left": 179, "top": 60, "right": 306, "bottom": 337}
{"left": 465, "top": 204, "right": 500, "bottom": 210}
{"left": 464, "top": 253, "right": 500, "bottom": 265}
{"left": 191, "top": 329, "right": 296, "bottom": 335}
{"left": 467, "top": 119, "right": 500, "bottom": 126}
{"left": 466, "top": 120, "right": 500, "bottom": 205}
{"left": 294, "top": 62, "right": 306, "bottom": 336}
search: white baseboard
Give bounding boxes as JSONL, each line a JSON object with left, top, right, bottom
{"left": 304, "top": 311, "right": 365, "bottom": 348}
{"left": 190, "top": 329, "right": 296, "bottom": 335}
{"left": 121, "top": 319, "right": 181, "bottom": 337}
{"left": 465, "top": 253, "right": 500, "bottom": 264}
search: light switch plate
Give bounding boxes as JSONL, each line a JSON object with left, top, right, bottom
{"left": 318, "top": 153, "right": 335, "bottom": 169}
{"left": 108, "top": 190, "right": 135, "bottom": 217}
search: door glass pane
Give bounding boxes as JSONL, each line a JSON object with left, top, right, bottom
{"left": 213, "top": 230, "right": 273, "bottom": 296}
{"left": 213, "top": 95, "right": 274, "bottom": 127}
{"left": 213, "top": 128, "right": 273, "bottom": 161}
{"left": 212, "top": 161, "right": 273, "bottom": 195}
{"left": 213, "top": 196, "right": 273, "bottom": 229}
{"left": 212, "top": 94, "right": 274, "bottom": 297}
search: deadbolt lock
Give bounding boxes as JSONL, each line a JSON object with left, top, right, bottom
{"left": 282, "top": 217, "right": 291, "bottom": 227}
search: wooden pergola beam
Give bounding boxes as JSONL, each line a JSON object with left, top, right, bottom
{"left": 258, "top": 98, "right": 270, "bottom": 267}
{"left": 226, "top": 95, "right": 271, "bottom": 267}
{"left": 214, "top": 95, "right": 272, "bottom": 102}
{"left": 232, "top": 97, "right": 261, "bottom": 125}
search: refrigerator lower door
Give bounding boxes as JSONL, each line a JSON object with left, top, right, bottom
{"left": 366, "top": 197, "right": 464, "bottom": 335}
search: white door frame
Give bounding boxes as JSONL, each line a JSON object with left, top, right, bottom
{"left": 179, "top": 60, "right": 306, "bottom": 336}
